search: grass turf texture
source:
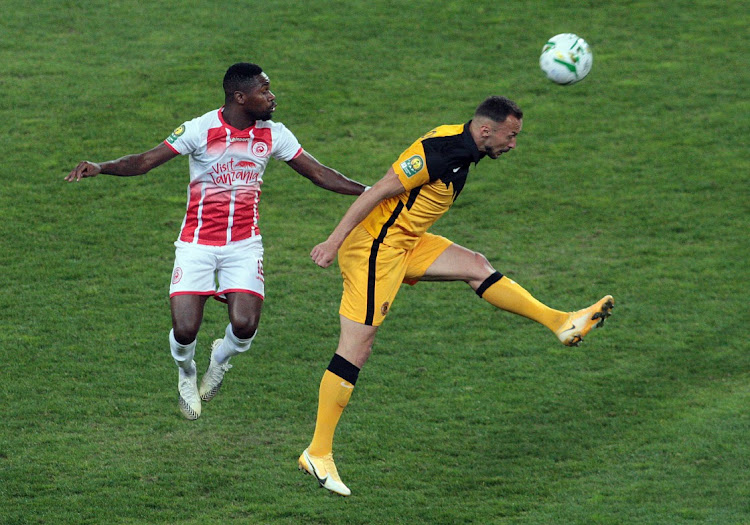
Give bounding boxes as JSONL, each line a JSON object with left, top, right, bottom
{"left": 1, "top": 0, "right": 748, "bottom": 523}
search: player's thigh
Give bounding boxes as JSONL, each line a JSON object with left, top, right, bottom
{"left": 339, "top": 225, "right": 407, "bottom": 326}
{"left": 403, "top": 233, "right": 460, "bottom": 282}
{"left": 170, "top": 294, "right": 211, "bottom": 341}
{"left": 225, "top": 292, "right": 263, "bottom": 338}
{"left": 417, "top": 240, "right": 494, "bottom": 283}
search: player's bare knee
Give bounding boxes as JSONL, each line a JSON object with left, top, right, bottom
{"left": 172, "top": 323, "right": 200, "bottom": 345}
{"left": 468, "top": 251, "right": 495, "bottom": 280}
{"left": 230, "top": 315, "right": 259, "bottom": 340}
{"left": 233, "top": 324, "right": 258, "bottom": 340}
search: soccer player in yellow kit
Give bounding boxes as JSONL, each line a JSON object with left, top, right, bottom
{"left": 298, "top": 96, "right": 614, "bottom": 496}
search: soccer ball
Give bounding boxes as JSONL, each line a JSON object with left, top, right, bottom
{"left": 539, "top": 33, "right": 593, "bottom": 85}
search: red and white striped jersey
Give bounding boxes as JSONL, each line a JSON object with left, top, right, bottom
{"left": 164, "top": 108, "right": 303, "bottom": 246}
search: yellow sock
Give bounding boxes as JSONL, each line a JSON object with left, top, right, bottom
{"left": 308, "top": 355, "right": 359, "bottom": 457}
{"left": 476, "top": 272, "right": 568, "bottom": 332}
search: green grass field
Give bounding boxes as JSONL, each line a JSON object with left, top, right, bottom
{"left": 2, "top": 1, "right": 748, "bottom": 523}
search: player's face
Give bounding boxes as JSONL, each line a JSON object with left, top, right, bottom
{"left": 244, "top": 73, "right": 276, "bottom": 121}
{"left": 481, "top": 116, "right": 522, "bottom": 159}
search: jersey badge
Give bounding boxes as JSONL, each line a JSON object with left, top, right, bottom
{"left": 380, "top": 301, "right": 390, "bottom": 316}
{"left": 166, "top": 125, "right": 185, "bottom": 144}
{"left": 400, "top": 155, "right": 424, "bottom": 178}
{"left": 251, "top": 140, "right": 270, "bottom": 158}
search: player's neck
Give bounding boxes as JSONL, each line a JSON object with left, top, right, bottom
{"left": 222, "top": 106, "right": 256, "bottom": 131}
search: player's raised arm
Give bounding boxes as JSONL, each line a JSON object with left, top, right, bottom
{"left": 310, "top": 167, "right": 405, "bottom": 268}
{"left": 65, "top": 143, "right": 178, "bottom": 182}
{"left": 286, "top": 151, "right": 367, "bottom": 195}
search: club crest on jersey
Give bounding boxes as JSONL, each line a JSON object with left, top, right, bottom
{"left": 400, "top": 155, "right": 424, "bottom": 177}
{"left": 166, "top": 125, "right": 185, "bottom": 144}
{"left": 380, "top": 301, "right": 390, "bottom": 316}
{"left": 251, "top": 140, "right": 270, "bottom": 157}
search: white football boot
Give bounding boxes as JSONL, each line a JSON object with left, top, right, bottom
{"left": 199, "top": 339, "right": 233, "bottom": 402}
{"left": 178, "top": 361, "right": 201, "bottom": 420}
{"left": 298, "top": 448, "right": 351, "bottom": 496}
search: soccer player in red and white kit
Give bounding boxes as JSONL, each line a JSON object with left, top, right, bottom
{"left": 66, "top": 63, "right": 368, "bottom": 420}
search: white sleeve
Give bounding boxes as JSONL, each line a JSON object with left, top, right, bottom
{"left": 164, "top": 116, "right": 202, "bottom": 155}
{"left": 271, "top": 122, "right": 303, "bottom": 161}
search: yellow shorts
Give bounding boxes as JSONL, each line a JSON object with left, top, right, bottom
{"left": 338, "top": 224, "right": 452, "bottom": 326}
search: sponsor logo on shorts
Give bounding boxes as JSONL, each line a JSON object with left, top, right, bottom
{"left": 166, "top": 125, "right": 185, "bottom": 144}
{"left": 172, "top": 267, "right": 183, "bottom": 284}
{"left": 400, "top": 155, "right": 424, "bottom": 178}
{"left": 380, "top": 301, "right": 390, "bottom": 316}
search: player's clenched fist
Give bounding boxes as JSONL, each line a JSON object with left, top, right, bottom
{"left": 310, "top": 240, "right": 338, "bottom": 268}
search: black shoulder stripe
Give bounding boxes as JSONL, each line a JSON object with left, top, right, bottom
{"left": 377, "top": 200, "right": 404, "bottom": 241}
{"left": 405, "top": 187, "right": 422, "bottom": 210}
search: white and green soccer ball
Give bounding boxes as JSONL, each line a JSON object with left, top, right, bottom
{"left": 540, "top": 33, "right": 593, "bottom": 85}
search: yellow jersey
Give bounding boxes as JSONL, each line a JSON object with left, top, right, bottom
{"left": 361, "top": 122, "right": 483, "bottom": 250}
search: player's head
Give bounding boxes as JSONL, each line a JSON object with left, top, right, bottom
{"left": 474, "top": 96, "right": 523, "bottom": 124}
{"left": 224, "top": 63, "right": 265, "bottom": 97}
{"left": 223, "top": 62, "right": 276, "bottom": 121}
{"left": 471, "top": 96, "right": 523, "bottom": 159}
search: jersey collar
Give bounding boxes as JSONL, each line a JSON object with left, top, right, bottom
{"left": 463, "top": 121, "right": 484, "bottom": 164}
{"left": 218, "top": 106, "right": 256, "bottom": 134}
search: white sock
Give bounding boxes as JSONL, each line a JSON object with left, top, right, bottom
{"left": 214, "top": 323, "right": 255, "bottom": 364}
{"left": 169, "top": 329, "right": 196, "bottom": 373}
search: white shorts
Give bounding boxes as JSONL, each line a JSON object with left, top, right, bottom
{"left": 169, "top": 236, "right": 265, "bottom": 301}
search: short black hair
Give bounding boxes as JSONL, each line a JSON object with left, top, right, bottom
{"left": 223, "top": 62, "right": 264, "bottom": 97}
{"left": 474, "top": 96, "right": 523, "bottom": 122}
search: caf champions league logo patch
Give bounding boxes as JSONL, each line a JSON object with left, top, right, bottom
{"left": 400, "top": 155, "right": 424, "bottom": 177}
{"left": 167, "top": 125, "right": 185, "bottom": 144}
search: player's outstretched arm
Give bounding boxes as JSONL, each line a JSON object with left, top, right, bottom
{"left": 65, "top": 143, "right": 178, "bottom": 182}
{"left": 310, "top": 168, "right": 405, "bottom": 268}
{"left": 287, "top": 151, "right": 367, "bottom": 195}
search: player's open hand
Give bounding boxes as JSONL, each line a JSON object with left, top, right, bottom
{"left": 65, "top": 161, "right": 102, "bottom": 182}
{"left": 311, "top": 240, "right": 339, "bottom": 268}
